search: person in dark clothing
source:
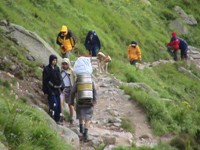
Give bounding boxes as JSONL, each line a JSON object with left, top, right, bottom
{"left": 178, "top": 38, "right": 188, "bottom": 60}
{"left": 84, "top": 30, "right": 101, "bottom": 56}
{"left": 42, "top": 54, "right": 63, "bottom": 123}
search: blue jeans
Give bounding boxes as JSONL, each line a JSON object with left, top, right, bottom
{"left": 90, "top": 46, "right": 100, "bottom": 57}
{"left": 48, "top": 95, "right": 61, "bottom": 122}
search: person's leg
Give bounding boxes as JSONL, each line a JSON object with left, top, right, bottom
{"left": 173, "top": 50, "right": 178, "bottom": 61}
{"left": 130, "top": 60, "right": 138, "bottom": 65}
{"left": 83, "top": 119, "right": 90, "bottom": 141}
{"left": 91, "top": 47, "right": 99, "bottom": 57}
{"left": 48, "top": 95, "right": 56, "bottom": 118}
{"left": 52, "top": 95, "right": 61, "bottom": 122}
{"left": 68, "top": 104, "right": 74, "bottom": 124}
{"left": 179, "top": 48, "right": 188, "bottom": 61}
{"left": 79, "top": 117, "right": 84, "bottom": 134}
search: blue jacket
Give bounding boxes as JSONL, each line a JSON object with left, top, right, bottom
{"left": 178, "top": 38, "right": 188, "bottom": 50}
{"left": 84, "top": 30, "right": 101, "bottom": 51}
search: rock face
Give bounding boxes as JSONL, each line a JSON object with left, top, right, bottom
{"left": 168, "top": 6, "right": 197, "bottom": 35}
{"left": 174, "top": 6, "right": 197, "bottom": 26}
{"left": 0, "top": 20, "right": 62, "bottom": 66}
{"left": 169, "top": 18, "right": 189, "bottom": 35}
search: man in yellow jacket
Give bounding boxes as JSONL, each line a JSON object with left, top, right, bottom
{"left": 56, "top": 25, "right": 76, "bottom": 59}
{"left": 127, "top": 41, "right": 142, "bottom": 65}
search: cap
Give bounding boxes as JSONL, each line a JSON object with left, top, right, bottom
{"left": 171, "top": 32, "right": 177, "bottom": 37}
{"left": 61, "top": 25, "right": 68, "bottom": 33}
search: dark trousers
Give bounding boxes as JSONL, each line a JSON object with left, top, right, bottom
{"left": 130, "top": 60, "right": 138, "bottom": 65}
{"left": 173, "top": 50, "right": 178, "bottom": 61}
{"left": 48, "top": 95, "right": 61, "bottom": 122}
{"left": 180, "top": 48, "right": 188, "bottom": 60}
{"left": 90, "top": 46, "right": 99, "bottom": 57}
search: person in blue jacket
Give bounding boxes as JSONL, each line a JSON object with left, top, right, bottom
{"left": 84, "top": 30, "right": 101, "bottom": 56}
{"left": 178, "top": 38, "right": 188, "bottom": 60}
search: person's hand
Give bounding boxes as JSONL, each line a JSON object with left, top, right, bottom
{"left": 61, "top": 46, "right": 66, "bottom": 51}
{"left": 92, "top": 101, "right": 97, "bottom": 106}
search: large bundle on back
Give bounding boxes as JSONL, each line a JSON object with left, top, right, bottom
{"left": 73, "top": 57, "right": 93, "bottom": 101}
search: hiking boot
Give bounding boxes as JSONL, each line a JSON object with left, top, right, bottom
{"left": 69, "top": 119, "right": 74, "bottom": 126}
{"left": 59, "top": 114, "right": 64, "bottom": 123}
{"left": 83, "top": 128, "right": 89, "bottom": 142}
{"left": 79, "top": 124, "right": 84, "bottom": 134}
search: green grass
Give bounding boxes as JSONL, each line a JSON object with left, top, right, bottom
{"left": 0, "top": 85, "right": 71, "bottom": 150}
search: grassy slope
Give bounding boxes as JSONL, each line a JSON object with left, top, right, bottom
{"left": 0, "top": 0, "right": 200, "bottom": 149}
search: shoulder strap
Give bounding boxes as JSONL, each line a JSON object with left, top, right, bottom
{"left": 61, "top": 71, "right": 71, "bottom": 86}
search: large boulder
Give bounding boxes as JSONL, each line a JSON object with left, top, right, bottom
{"left": 169, "top": 18, "right": 189, "bottom": 35}
{"left": 0, "top": 20, "right": 62, "bottom": 66}
{"left": 174, "top": 6, "right": 197, "bottom": 26}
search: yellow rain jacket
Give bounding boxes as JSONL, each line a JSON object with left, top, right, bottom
{"left": 56, "top": 25, "right": 75, "bottom": 53}
{"left": 127, "top": 45, "right": 142, "bottom": 61}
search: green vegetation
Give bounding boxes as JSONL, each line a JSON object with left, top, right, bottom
{"left": 0, "top": 0, "right": 200, "bottom": 149}
{"left": 0, "top": 83, "right": 71, "bottom": 149}
{"left": 121, "top": 118, "right": 135, "bottom": 133}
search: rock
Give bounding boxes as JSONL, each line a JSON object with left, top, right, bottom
{"left": 102, "top": 136, "right": 116, "bottom": 145}
{"left": 169, "top": 18, "right": 189, "bottom": 35}
{"left": 0, "top": 20, "right": 62, "bottom": 66}
{"left": 174, "top": 6, "right": 197, "bottom": 26}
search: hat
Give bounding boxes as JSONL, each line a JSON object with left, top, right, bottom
{"left": 62, "top": 58, "right": 72, "bottom": 69}
{"left": 171, "top": 32, "right": 176, "bottom": 37}
{"left": 62, "top": 58, "right": 70, "bottom": 64}
{"left": 61, "top": 25, "right": 68, "bottom": 33}
{"left": 131, "top": 41, "right": 137, "bottom": 46}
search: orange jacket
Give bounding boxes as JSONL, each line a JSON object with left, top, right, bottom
{"left": 127, "top": 45, "right": 142, "bottom": 61}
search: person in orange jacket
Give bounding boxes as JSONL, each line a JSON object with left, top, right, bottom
{"left": 56, "top": 25, "right": 76, "bottom": 59}
{"left": 166, "top": 32, "right": 180, "bottom": 61}
{"left": 127, "top": 41, "right": 142, "bottom": 66}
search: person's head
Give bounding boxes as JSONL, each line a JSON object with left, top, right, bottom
{"left": 61, "top": 58, "right": 71, "bottom": 70}
{"left": 131, "top": 41, "right": 137, "bottom": 47}
{"left": 171, "top": 32, "right": 177, "bottom": 37}
{"left": 49, "top": 54, "right": 57, "bottom": 66}
{"left": 60, "top": 25, "right": 68, "bottom": 35}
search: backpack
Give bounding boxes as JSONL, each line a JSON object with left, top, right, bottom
{"left": 178, "top": 38, "right": 188, "bottom": 50}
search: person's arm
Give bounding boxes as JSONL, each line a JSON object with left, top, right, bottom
{"left": 56, "top": 33, "right": 62, "bottom": 46}
{"left": 69, "top": 82, "right": 77, "bottom": 105}
{"left": 92, "top": 82, "right": 97, "bottom": 105}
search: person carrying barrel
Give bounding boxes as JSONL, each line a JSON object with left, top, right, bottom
{"left": 69, "top": 57, "right": 97, "bottom": 142}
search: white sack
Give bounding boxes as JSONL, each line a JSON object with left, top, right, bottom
{"left": 73, "top": 57, "right": 93, "bottom": 75}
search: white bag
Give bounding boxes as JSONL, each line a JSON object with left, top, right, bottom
{"left": 73, "top": 57, "right": 93, "bottom": 75}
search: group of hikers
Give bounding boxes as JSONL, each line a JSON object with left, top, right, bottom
{"left": 43, "top": 25, "right": 100, "bottom": 142}
{"left": 56, "top": 25, "right": 101, "bottom": 59}
{"left": 166, "top": 31, "right": 188, "bottom": 61}
{"left": 42, "top": 54, "right": 96, "bottom": 142}
{"left": 42, "top": 25, "right": 188, "bottom": 142}
{"left": 127, "top": 31, "right": 189, "bottom": 66}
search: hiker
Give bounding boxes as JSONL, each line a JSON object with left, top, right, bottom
{"left": 127, "top": 41, "right": 142, "bottom": 66}
{"left": 178, "top": 37, "right": 188, "bottom": 60}
{"left": 69, "top": 57, "right": 97, "bottom": 142}
{"left": 166, "top": 32, "right": 180, "bottom": 61}
{"left": 42, "top": 54, "right": 63, "bottom": 123}
{"left": 60, "top": 58, "right": 75, "bottom": 125}
{"left": 84, "top": 30, "right": 101, "bottom": 56}
{"left": 56, "top": 25, "right": 76, "bottom": 59}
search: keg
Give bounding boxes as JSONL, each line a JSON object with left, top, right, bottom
{"left": 77, "top": 74, "right": 93, "bottom": 99}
